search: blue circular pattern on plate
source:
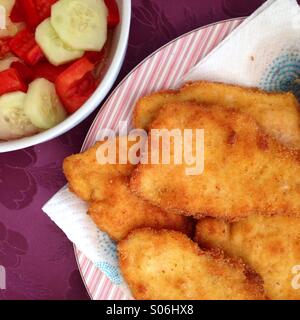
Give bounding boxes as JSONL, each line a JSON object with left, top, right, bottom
{"left": 260, "top": 52, "right": 300, "bottom": 99}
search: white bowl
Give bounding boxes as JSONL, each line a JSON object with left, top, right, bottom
{"left": 0, "top": 0, "right": 131, "bottom": 153}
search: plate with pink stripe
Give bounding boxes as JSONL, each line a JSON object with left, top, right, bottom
{"left": 75, "top": 17, "right": 244, "bottom": 300}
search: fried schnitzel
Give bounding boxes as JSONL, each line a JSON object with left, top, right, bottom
{"left": 63, "top": 137, "right": 136, "bottom": 202}
{"left": 64, "top": 137, "right": 194, "bottom": 241}
{"left": 88, "top": 177, "right": 194, "bottom": 241}
{"left": 118, "top": 228, "right": 266, "bottom": 300}
{"left": 195, "top": 216, "right": 300, "bottom": 300}
{"left": 130, "top": 103, "right": 300, "bottom": 220}
{"left": 133, "top": 81, "right": 300, "bottom": 149}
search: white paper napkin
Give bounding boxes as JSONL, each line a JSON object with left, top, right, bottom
{"left": 42, "top": 0, "right": 300, "bottom": 299}
{"left": 43, "top": 186, "right": 132, "bottom": 298}
{"left": 182, "top": 0, "right": 300, "bottom": 99}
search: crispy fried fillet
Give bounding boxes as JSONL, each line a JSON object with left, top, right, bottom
{"left": 133, "top": 81, "right": 300, "bottom": 149}
{"left": 64, "top": 137, "right": 194, "bottom": 241}
{"left": 63, "top": 137, "right": 136, "bottom": 202}
{"left": 89, "top": 177, "right": 194, "bottom": 241}
{"left": 118, "top": 228, "right": 266, "bottom": 300}
{"left": 130, "top": 103, "right": 300, "bottom": 220}
{"left": 195, "top": 216, "right": 300, "bottom": 300}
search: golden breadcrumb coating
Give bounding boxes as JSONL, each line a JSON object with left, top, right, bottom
{"left": 119, "top": 228, "right": 266, "bottom": 300}
{"left": 195, "top": 216, "right": 300, "bottom": 300}
{"left": 131, "top": 103, "right": 300, "bottom": 220}
{"left": 133, "top": 81, "right": 300, "bottom": 149}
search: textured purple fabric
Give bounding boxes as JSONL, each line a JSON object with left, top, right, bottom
{"left": 0, "top": 0, "right": 266, "bottom": 300}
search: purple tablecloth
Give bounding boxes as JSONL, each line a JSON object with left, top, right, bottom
{"left": 0, "top": 0, "right": 265, "bottom": 300}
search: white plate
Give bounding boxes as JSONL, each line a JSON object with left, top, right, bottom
{"left": 75, "top": 17, "right": 244, "bottom": 300}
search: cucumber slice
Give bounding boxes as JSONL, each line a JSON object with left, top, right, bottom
{"left": 0, "top": 0, "right": 15, "bottom": 14}
{"left": 0, "top": 91, "right": 38, "bottom": 140}
{"left": 36, "top": 18, "right": 84, "bottom": 66}
{"left": 24, "top": 78, "right": 67, "bottom": 129}
{"left": 51, "top": 0, "right": 108, "bottom": 51}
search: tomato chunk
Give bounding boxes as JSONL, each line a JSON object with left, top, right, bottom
{"left": 17, "top": 0, "right": 57, "bottom": 29}
{"left": 11, "top": 61, "right": 34, "bottom": 83}
{"left": 33, "top": 62, "right": 70, "bottom": 83}
{"left": 26, "top": 44, "right": 44, "bottom": 65}
{"left": 10, "top": 1, "right": 25, "bottom": 23}
{"left": 84, "top": 49, "right": 106, "bottom": 64}
{"left": 18, "top": 0, "right": 40, "bottom": 29}
{"left": 55, "top": 57, "right": 96, "bottom": 114}
{"left": 34, "top": 0, "right": 58, "bottom": 22}
{"left": 9, "top": 29, "right": 44, "bottom": 65}
{"left": 9, "top": 29, "right": 36, "bottom": 60}
{"left": 0, "top": 68, "right": 27, "bottom": 95}
{"left": 0, "top": 38, "right": 11, "bottom": 58}
{"left": 104, "top": 0, "right": 120, "bottom": 28}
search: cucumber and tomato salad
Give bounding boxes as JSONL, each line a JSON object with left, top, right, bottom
{"left": 0, "top": 0, "right": 119, "bottom": 140}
